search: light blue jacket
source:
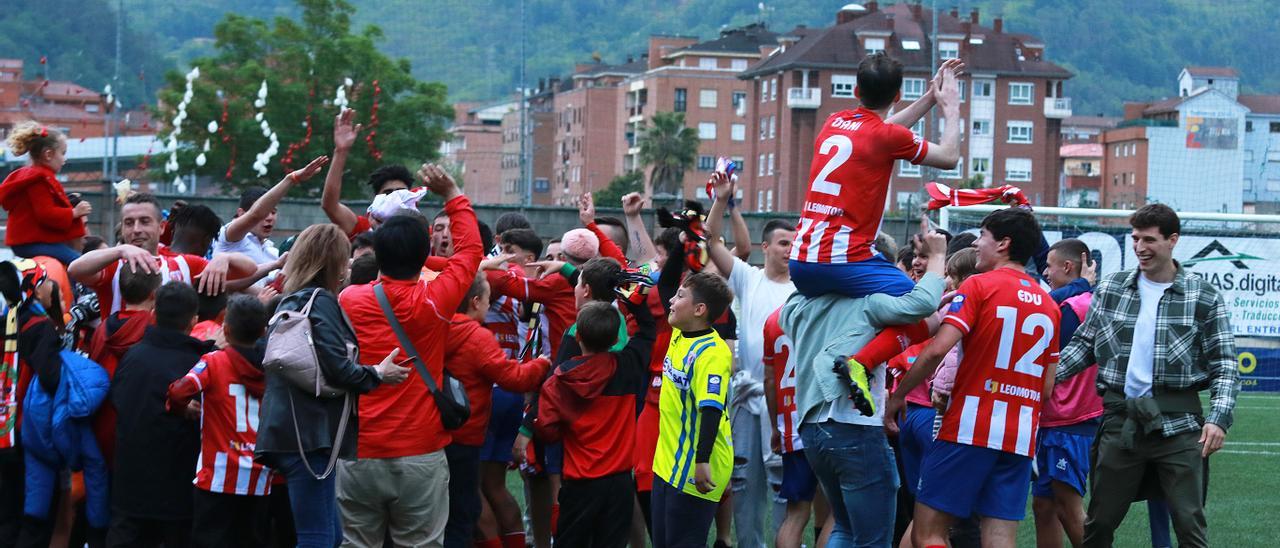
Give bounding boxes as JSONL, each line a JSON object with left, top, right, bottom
{"left": 779, "top": 274, "right": 944, "bottom": 424}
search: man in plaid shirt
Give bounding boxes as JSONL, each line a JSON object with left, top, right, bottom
{"left": 1057, "top": 203, "right": 1239, "bottom": 548}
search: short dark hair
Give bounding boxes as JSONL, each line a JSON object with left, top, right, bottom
{"left": 1129, "top": 203, "right": 1180, "bottom": 238}
{"left": 761, "top": 219, "right": 795, "bottom": 243}
{"left": 223, "top": 295, "right": 268, "bottom": 345}
{"left": 595, "top": 216, "right": 629, "bottom": 251}
{"left": 154, "top": 282, "right": 198, "bottom": 331}
{"left": 681, "top": 272, "right": 733, "bottom": 323}
{"left": 118, "top": 267, "right": 161, "bottom": 306}
{"left": 81, "top": 235, "right": 107, "bottom": 253}
{"left": 352, "top": 231, "right": 376, "bottom": 254}
{"left": 456, "top": 272, "right": 487, "bottom": 313}
{"left": 197, "top": 291, "right": 228, "bottom": 322}
{"left": 576, "top": 301, "right": 621, "bottom": 353}
{"left": 655, "top": 227, "right": 682, "bottom": 255}
{"left": 501, "top": 228, "right": 543, "bottom": 258}
{"left": 367, "top": 165, "right": 414, "bottom": 195}
{"left": 1048, "top": 238, "right": 1090, "bottom": 268}
{"left": 979, "top": 208, "right": 1043, "bottom": 265}
{"left": 348, "top": 254, "right": 380, "bottom": 286}
{"left": 856, "top": 52, "right": 905, "bottom": 110}
{"left": 495, "top": 212, "right": 533, "bottom": 235}
{"left": 238, "top": 186, "right": 268, "bottom": 212}
{"left": 579, "top": 257, "right": 621, "bottom": 303}
{"left": 170, "top": 204, "right": 223, "bottom": 237}
{"left": 374, "top": 215, "right": 431, "bottom": 280}
{"left": 947, "top": 232, "right": 977, "bottom": 256}
{"left": 895, "top": 246, "right": 915, "bottom": 268}
{"left": 125, "top": 192, "right": 162, "bottom": 217}
{"left": 477, "top": 220, "right": 495, "bottom": 253}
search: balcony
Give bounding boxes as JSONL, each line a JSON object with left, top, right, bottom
{"left": 787, "top": 87, "right": 821, "bottom": 109}
{"left": 1044, "top": 97, "right": 1072, "bottom": 118}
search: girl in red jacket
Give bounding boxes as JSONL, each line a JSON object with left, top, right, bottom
{"left": 0, "top": 122, "right": 91, "bottom": 265}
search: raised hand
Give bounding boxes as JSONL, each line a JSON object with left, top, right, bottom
{"left": 621, "top": 192, "right": 645, "bottom": 216}
{"left": 418, "top": 163, "right": 461, "bottom": 200}
{"left": 333, "top": 108, "right": 362, "bottom": 152}
{"left": 578, "top": 192, "right": 596, "bottom": 226}
{"left": 289, "top": 155, "right": 330, "bottom": 184}
{"left": 709, "top": 172, "right": 733, "bottom": 204}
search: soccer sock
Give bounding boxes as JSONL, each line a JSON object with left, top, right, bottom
{"left": 498, "top": 532, "right": 525, "bottom": 548}
{"left": 852, "top": 319, "right": 932, "bottom": 367}
{"left": 550, "top": 504, "right": 560, "bottom": 536}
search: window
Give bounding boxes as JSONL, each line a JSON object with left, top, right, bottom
{"left": 864, "top": 37, "right": 885, "bottom": 54}
{"left": 767, "top": 153, "right": 775, "bottom": 175}
{"left": 910, "top": 119, "right": 925, "bottom": 137}
{"left": 731, "top": 123, "right": 746, "bottom": 141}
{"left": 731, "top": 59, "right": 748, "bottom": 71}
{"left": 1269, "top": 179, "right": 1280, "bottom": 192}
{"left": 958, "top": 81, "right": 967, "bottom": 102}
{"left": 674, "top": 88, "right": 687, "bottom": 112}
{"left": 766, "top": 189, "right": 774, "bottom": 211}
{"left": 902, "top": 40, "right": 921, "bottom": 51}
{"left": 758, "top": 154, "right": 766, "bottom": 176}
{"left": 699, "top": 89, "right": 717, "bottom": 108}
{"left": 899, "top": 161, "right": 922, "bottom": 177}
{"left": 759, "top": 118, "right": 767, "bottom": 141}
{"left": 940, "top": 156, "right": 963, "bottom": 179}
{"left": 940, "top": 41, "right": 960, "bottom": 60}
{"left": 534, "top": 178, "right": 550, "bottom": 193}
{"left": 972, "top": 119, "right": 991, "bottom": 136}
{"left": 768, "top": 115, "right": 776, "bottom": 139}
{"left": 770, "top": 79, "right": 778, "bottom": 101}
{"left": 902, "top": 78, "right": 926, "bottom": 100}
{"left": 760, "top": 80, "right": 767, "bottom": 103}
{"left": 699, "top": 57, "right": 718, "bottom": 69}
{"left": 1271, "top": 122, "right": 1280, "bottom": 133}
{"left": 971, "top": 157, "right": 990, "bottom": 174}
{"left": 732, "top": 91, "right": 747, "bottom": 114}
{"left": 1009, "top": 82, "right": 1034, "bottom": 105}
{"left": 698, "top": 122, "right": 717, "bottom": 140}
{"left": 757, "top": 190, "right": 764, "bottom": 212}
{"left": 1007, "top": 121, "right": 1033, "bottom": 144}
{"left": 1005, "top": 158, "right": 1032, "bottom": 182}
{"left": 85, "top": 103, "right": 100, "bottom": 113}
{"left": 832, "top": 75, "right": 857, "bottom": 98}
{"left": 697, "top": 155, "right": 716, "bottom": 171}
{"left": 972, "top": 80, "right": 993, "bottom": 98}
{"left": 1246, "top": 121, "right": 1254, "bottom": 132}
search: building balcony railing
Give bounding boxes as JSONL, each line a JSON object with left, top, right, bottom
{"left": 1044, "top": 97, "right": 1072, "bottom": 118}
{"left": 787, "top": 88, "right": 821, "bottom": 109}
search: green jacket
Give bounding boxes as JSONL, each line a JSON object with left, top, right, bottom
{"left": 779, "top": 273, "right": 944, "bottom": 424}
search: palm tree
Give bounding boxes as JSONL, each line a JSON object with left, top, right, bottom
{"left": 637, "top": 112, "right": 700, "bottom": 200}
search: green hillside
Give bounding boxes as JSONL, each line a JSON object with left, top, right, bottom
{"left": 6, "top": 0, "right": 1280, "bottom": 115}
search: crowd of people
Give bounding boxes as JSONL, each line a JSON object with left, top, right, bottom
{"left": 0, "top": 50, "right": 1240, "bottom": 548}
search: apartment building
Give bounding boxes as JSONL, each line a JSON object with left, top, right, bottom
{"left": 441, "top": 101, "right": 512, "bottom": 205}
{"left": 738, "top": 2, "right": 1072, "bottom": 213}
{"left": 500, "top": 83, "right": 557, "bottom": 206}
{"left": 551, "top": 59, "right": 645, "bottom": 205}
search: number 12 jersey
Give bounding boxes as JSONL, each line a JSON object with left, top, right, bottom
{"left": 791, "top": 108, "right": 928, "bottom": 264}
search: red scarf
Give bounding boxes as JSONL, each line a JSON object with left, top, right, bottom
{"left": 925, "top": 182, "right": 1030, "bottom": 210}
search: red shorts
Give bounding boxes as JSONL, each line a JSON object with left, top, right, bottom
{"left": 633, "top": 377, "right": 662, "bottom": 492}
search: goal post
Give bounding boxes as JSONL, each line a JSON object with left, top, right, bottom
{"left": 940, "top": 204, "right": 1280, "bottom": 392}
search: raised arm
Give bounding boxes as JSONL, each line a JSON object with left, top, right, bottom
{"left": 226, "top": 156, "right": 329, "bottom": 244}
{"left": 703, "top": 172, "right": 737, "bottom": 278}
{"left": 727, "top": 204, "right": 752, "bottom": 262}
{"left": 419, "top": 164, "right": 482, "bottom": 315}
{"left": 865, "top": 232, "right": 946, "bottom": 326}
{"left": 621, "top": 193, "right": 656, "bottom": 265}
{"left": 578, "top": 192, "right": 628, "bottom": 265}
{"left": 321, "top": 109, "right": 362, "bottom": 236}
{"left": 224, "top": 253, "right": 288, "bottom": 293}
{"left": 885, "top": 59, "right": 963, "bottom": 128}
{"left": 917, "top": 68, "right": 962, "bottom": 170}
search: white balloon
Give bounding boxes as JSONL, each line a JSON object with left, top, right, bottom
{"left": 207, "top": 120, "right": 218, "bottom": 133}
{"left": 195, "top": 153, "right": 207, "bottom": 167}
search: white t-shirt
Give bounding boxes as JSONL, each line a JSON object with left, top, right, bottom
{"left": 727, "top": 256, "right": 796, "bottom": 382}
{"left": 213, "top": 223, "right": 279, "bottom": 265}
{"left": 1125, "top": 273, "right": 1172, "bottom": 398}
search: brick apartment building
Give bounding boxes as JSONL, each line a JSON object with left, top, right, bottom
{"left": 737, "top": 2, "right": 1072, "bottom": 213}
{"left": 1059, "top": 143, "right": 1102, "bottom": 208}
{"left": 1100, "top": 67, "right": 1280, "bottom": 214}
{"left": 550, "top": 59, "right": 646, "bottom": 205}
{"left": 442, "top": 101, "right": 512, "bottom": 205}
{"left": 618, "top": 24, "right": 779, "bottom": 202}
{"left": 500, "top": 84, "right": 556, "bottom": 206}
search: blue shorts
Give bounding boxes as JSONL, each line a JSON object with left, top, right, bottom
{"left": 789, "top": 255, "right": 914, "bottom": 298}
{"left": 917, "top": 440, "right": 1033, "bottom": 521}
{"left": 779, "top": 451, "right": 819, "bottom": 502}
{"left": 540, "top": 441, "right": 563, "bottom": 475}
{"left": 480, "top": 387, "right": 524, "bottom": 463}
{"left": 1032, "top": 427, "right": 1093, "bottom": 498}
{"left": 897, "top": 404, "right": 937, "bottom": 495}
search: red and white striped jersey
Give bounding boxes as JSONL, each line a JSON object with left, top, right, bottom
{"left": 763, "top": 309, "right": 802, "bottom": 453}
{"left": 938, "top": 268, "right": 1060, "bottom": 457}
{"left": 791, "top": 108, "right": 927, "bottom": 264}
{"left": 91, "top": 245, "right": 209, "bottom": 319}
{"left": 170, "top": 348, "right": 273, "bottom": 495}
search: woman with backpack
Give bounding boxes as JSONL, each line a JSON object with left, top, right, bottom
{"left": 254, "top": 224, "right": 408, "bottom": 548}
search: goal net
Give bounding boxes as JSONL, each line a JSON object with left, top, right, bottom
{"left": 940, "top": 204, "right": 1280, "bottom": 393}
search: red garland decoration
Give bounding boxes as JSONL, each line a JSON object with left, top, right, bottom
{"left": 139, "top": 144, "right": 153, "bottom": 171}
{"left": 225, "top": 143, "right": 237, "bottom": 181}
{"left": 364, "top": 80, "right": 382, "bottom": 161}
{"left": 216, "top": 98, "right": 238, "bottom": 180}
{"left": 281, "top": 83, "right": 317, "bottom": 169}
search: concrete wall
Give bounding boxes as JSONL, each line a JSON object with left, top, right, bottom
{"left": 4, "top": 192, "right": 922, "bottom": 265}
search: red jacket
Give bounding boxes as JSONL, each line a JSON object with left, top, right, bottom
{"left": 338, "top": 195, "right": 482, "bottom": 459}
{"left": 0, "top": 164, "right": 86, "bottom": 246}
{"left": 486, "top": 268, "right": 577, "bottom": 360}
{"left": 88, "top": 309, "right": 153, "bottom": 465}
{"left": 445, "top": 314, "right": 549, "bottom": 446}
{"left": 531, "top": 301, "right": 654, "bottom": 480}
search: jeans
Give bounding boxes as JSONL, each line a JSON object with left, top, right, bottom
{"left": 650, "top": 478, "right": 717, "bottom": 548}
{"left": 800, "top": 420, "right": 899, "bottom": 548}
{"left": 275, "top": 451, "right": 343, "bottom": 548}
{"left": 444, "top": 444, "right": 481, "bottom": 548}
{"left": 11, "top": 243, "right": 81, "bottom": 266}
{"left": 730, "top": 406, "right": 785, "bottom": 548}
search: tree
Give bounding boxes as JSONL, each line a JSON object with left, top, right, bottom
{"left": 152, "top": 0, "right": 453, "bottom": 198}
{"left": 593, "top": 170, "right": 644, "bottom": 207}
{"left": 636, "top": 112, "right": 700, "bottom": 199}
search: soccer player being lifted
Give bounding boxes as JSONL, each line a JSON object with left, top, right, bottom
{"left": 788, "top": 53, "right": 964, "bottom": 412}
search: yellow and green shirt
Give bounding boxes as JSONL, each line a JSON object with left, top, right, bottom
{"left": 653, "top": 327, "right": 734, "bottom": 502}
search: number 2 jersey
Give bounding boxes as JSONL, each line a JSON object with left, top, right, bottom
{"left": 762, "top": 309, "right": 801, "bottom": 454}
{"left": 939, "top": 268, "right": 1061, "bottom": 457}
{"left": 791, "top": 107, "right": 928, "bottom": 264}
{"left": 167, "top": 346, "right": 274, "bottom": 495}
